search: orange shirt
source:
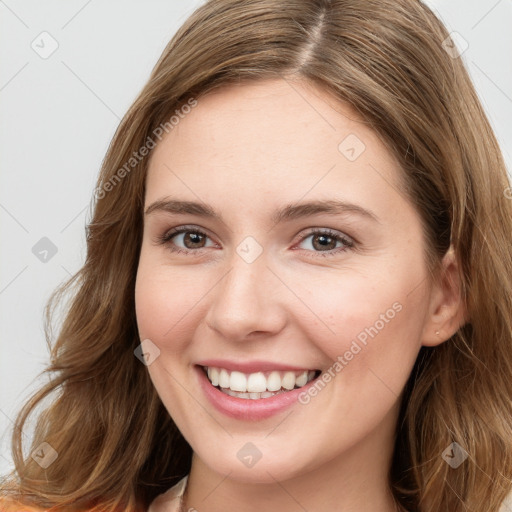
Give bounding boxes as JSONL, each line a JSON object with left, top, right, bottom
{"left": 0, "top": 497, "right": 47, "bottom": 511}
{"left": 0, "top": 476, "right": 188, "bottom": 512}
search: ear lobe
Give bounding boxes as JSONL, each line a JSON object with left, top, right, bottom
{"left": 422, "top": 246, "right": 467, "bottom": 347}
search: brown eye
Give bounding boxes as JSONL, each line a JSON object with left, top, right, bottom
{"left": 296, "top": 228, "right": 354, "bottom": 257}
{"left": 311, "top": 233, "right": 338, "bottom": 251}
{"left": 180, "top": 231, "right": 207, "bottom": 249}
{"left": 158, "top": 226, "right": 215, "bottom": 254}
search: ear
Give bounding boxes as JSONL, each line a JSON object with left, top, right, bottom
{"left": 421, "top": 245, "right": 467, "bottom": 347}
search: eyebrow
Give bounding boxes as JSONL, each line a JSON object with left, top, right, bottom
{"left": 144, "top": 198, "right": 380, "bottom": 224}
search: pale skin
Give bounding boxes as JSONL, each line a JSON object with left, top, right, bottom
{"left": 135, "top": 78, "right": 465, "bottom": 512}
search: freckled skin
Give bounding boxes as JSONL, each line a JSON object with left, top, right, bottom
{"left": 135, "top": 79, "right": 456, "bottom": 512}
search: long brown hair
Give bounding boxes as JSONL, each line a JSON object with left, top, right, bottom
{"left": 2, "top": 1, "right": 512, "bottom": 510}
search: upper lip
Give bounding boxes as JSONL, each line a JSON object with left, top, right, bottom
{"left": 196, "top": 359, "right": 318, "bottom": 374}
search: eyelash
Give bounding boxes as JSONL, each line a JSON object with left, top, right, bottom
{"left": 156, "top": 225, "right": 355, "bottom": 258}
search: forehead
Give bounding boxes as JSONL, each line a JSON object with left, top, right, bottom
{"left": 145, "top": 78, "right": 408, "bottom": 220}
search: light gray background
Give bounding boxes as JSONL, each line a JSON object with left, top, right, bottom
{"left": 1, "top": 0, "right": 511, "bottom": 502}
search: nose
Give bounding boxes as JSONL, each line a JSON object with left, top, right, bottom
{"left": 204, "top": 252, "right": 287, "bottom": 342}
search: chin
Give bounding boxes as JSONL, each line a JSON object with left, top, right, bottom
{"left": 192, "top": 438, "right": 318, "bottom": 484}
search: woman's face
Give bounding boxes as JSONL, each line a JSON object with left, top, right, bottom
{"left": 135, "top": 78, "right": 436, "bottom": 483}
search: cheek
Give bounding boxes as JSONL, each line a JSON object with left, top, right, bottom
{"left": 292, "top": 266, "right": 427, "bottom": 403}
{"left": 296, "top": 269, "right": 424, "bottom": 352}
{"left": 134, "top": 256, "right": 206, "bottom": 346}
{"left": 134, "top": 256, "right": 203, "bottom": 416}
{"left": 283, "top": 276, "right": 425, "bottom": 452}
{"left": 135, "top": 249, "right": 428, "bottom": 363}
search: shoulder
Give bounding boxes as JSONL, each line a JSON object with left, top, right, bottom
{"left": 148, "top": 475, "right": 188, "bottom": 512}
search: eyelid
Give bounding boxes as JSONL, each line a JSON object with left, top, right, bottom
{"left": 154, "top": 225, "right": 218, "bottom": 252}
{"left": 155, "top": 224, "right": 356, "bottom": 257}
{"left": 292, "top": 227, "right": 354, "bottom": 246}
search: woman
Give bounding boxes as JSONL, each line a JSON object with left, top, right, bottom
{"left": 1, "top": 0, "right": 512, "bottom": 511}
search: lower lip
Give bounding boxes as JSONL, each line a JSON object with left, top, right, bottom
{"left": 196, "top": 366, "right": 318, "bottom": 420}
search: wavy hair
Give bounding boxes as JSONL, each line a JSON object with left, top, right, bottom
{"left": 2, "top": 0, "right": 512, "bottom": 510}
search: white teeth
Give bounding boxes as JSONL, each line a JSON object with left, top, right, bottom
{"left": 204, "top": 366, "right": 318, "bottom": 398}
{"left": 231, "top": 390, "right": 286, "bottom": 399}
{"left": 247, "top": 372, "right": 267, "bottom": 393}
{"left": 219, "top": 369, "right": 230, "bottom": 388}
{"left": 295, "top": 371, "right": 308, "bottom": 387}
{"left": 208, "top": 367, "right": 219, "bottom": 386}
{"left": 281, "top": 371, "right": 296, "bottom": 390}
{"left": 230, "top": 371, "right": 247, "bottom": 392}
{"left": 267, "top": 371, "right": 282, "bottom": 391}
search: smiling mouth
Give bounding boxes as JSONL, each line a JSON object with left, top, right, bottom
{"left": 201, "top": 366, "right": 321, "bottom": 400}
